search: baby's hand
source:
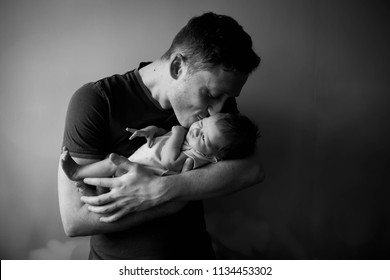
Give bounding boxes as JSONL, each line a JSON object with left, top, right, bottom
{"left": 126, "top": 126, "right": 158, "bottom": 147}
{"left": 171, "top": 125, "right": 187, "bottom": 134}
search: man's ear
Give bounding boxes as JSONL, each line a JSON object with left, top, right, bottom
{"left": 170, "top": 54, "right": 185, "bottom": 80}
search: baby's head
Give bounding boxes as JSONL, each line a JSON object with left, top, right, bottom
{"left": 186, "top": 113, "right": 259, "bottom": 161}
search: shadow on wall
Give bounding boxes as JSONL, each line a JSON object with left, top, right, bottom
{"left": 207, "top": 211, "right": 271, "bottom": 259}
{"left": 29, "top": 238, "right": 89, "bottom": 260}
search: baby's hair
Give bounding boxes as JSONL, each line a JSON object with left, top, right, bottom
{"left": 214, "top": 113, "right": 260, "bottom": 160}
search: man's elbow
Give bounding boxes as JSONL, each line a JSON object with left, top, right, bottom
{"left": 61, "top": 214, "right": 89, "bottom": 237}
{"left": 63, "top": 224, "right": 78, "bottom": 238}
{"left": 62, "top": 218, "right": 80, "bottom": 237}
{"left": 255, "top": 166, "right": 265, "bottom": 184}
{"left": 249, "top": 158, "right": 265, "bottom": 185}
{"left": 251, "top": 149, "right": 265, "bottom": 184}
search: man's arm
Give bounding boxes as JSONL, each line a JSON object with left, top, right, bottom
{"left": 81, "top": 148, "right": 264, "bottom": 221}
{"left": 165, "top": 148, "right": 264, "bottom": 200}
{"left": 58, "top": 156, "right": 186, "bottom": 237}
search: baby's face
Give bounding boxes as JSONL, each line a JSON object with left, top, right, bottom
{"left": 185, "top": 114, "right": 227, "bottom": 156}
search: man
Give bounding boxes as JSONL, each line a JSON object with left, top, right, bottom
{"left": 58, "top": 12, "right": 264, "bottom": 259}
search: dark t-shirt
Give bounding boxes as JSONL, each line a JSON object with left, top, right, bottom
{"left": 62, "top": 63, "right": 237, "bottom": 259}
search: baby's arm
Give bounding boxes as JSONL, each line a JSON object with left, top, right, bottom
{"left": 61, "top": 147, "right": 121, "bottom": 181}
{"left": 126, "top": 126, "right": 167, "bottom": 147}
{"left": 160, "top": 126, "right": 188, "bottom": 171}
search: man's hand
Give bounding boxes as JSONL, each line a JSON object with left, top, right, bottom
{"left": 81, "top": 153, "right": 172, "bottom": 223}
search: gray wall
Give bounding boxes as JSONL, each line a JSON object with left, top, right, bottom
{"left": 0, "top": 0, "right": 389, "bottom": 259}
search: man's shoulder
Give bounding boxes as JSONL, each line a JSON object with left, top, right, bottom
{"left": 70, "top": 81, "right": 107, "bottom": 106}
{"left": 95, "top": 70, "right": 141, "bottom": 97}
{"left": 72, "top": 69, "right": 137, "bottom": 101}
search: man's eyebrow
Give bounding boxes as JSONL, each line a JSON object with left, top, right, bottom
{"left": 221, "top": 90, "right": 237, "bottom": 98}
{"left": 218, "top": 89, "right": 228, "bottom": 95}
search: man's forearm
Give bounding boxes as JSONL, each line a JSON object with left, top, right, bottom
{"left": 64, "top": 199, "right": 185, "bottom": 237}
{"left": 75, "top": 149, "right": 264, "bottom": 221}
{"left": 58, "top": 157, "right": 185, "bottom": 237}
{"left": 164, "top": 149, "right": 264, "bottom": 201}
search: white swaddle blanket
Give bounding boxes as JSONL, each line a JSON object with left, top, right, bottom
{"left": 129, "top": 131, "right": 217, "bottom": 176}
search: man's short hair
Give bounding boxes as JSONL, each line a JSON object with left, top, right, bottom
{"left": 214, "top": 113, "right": 260, "bottom": 160}
{"left": 163, "top": 12, "right": 261, "bottom": 75}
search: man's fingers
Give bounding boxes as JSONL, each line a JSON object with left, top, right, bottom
{"left": 83, "top": 177, "right": 115, "bottom": 188}
{"left": 99, "top": 208, "right": 129, "bottom": 223}
{"left": 80, "top": 192, "right": 113, "bottom": 206}
{"left": 87, "top": 203, "right": 119, "bottom": 214}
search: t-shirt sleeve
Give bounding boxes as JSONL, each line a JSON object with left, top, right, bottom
{"left": 62, "top": 83, "right": 109, "bottom": 159}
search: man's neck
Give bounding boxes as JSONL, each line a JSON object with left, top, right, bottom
{"left": 138, "top": 60, "right": 172, "bottom": 110}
